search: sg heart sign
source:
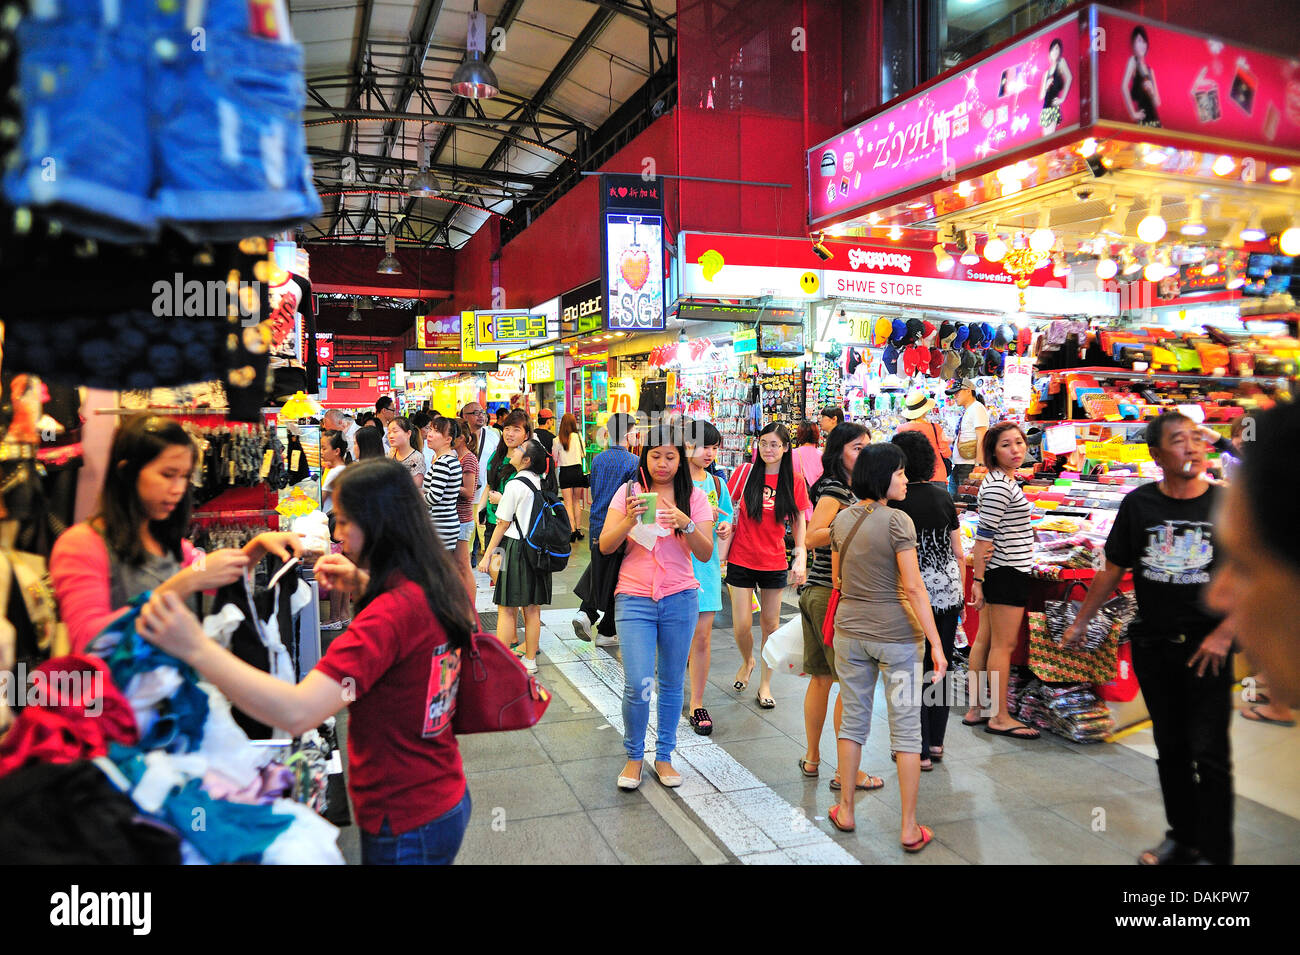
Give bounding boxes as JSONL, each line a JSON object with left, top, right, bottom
{"left": 601, "top": 173, "right": 665, "bottom": 332}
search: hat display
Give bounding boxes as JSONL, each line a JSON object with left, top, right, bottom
{"left": 922, "top": 320, "right": 937, "bottom": 344}
{"left": 874, "top": 316, "right": 893, "bottom": 347}
{"left": 928, "top": 347, "right": 945, "bottom": 377}
{"left": 981, "top": 321, "right": 996, "bottom": 344}
{"left": 882, "top": 341, "right": 901, "bottom": 373}
{"left": 939, "top": 320, "right": 956, "bottom": 346}
{"left": 901, "top": 387, "right": 936, "bottom": 419}
{"left": 941, "top": 348, "right": 962, "bottom": 380}
{"left": 901, "top": 343, "right": 930, "bottom": 376}
{"left": 953, "top": 324, "right": 970, "bottom": 348}
{"left": 890, "top": 318, "right": 908, "bottom": 344}
{"left": 1016, "top": 325, "right": 1033, "bottom": 356}
{"left": 965, "top": 324, "right": 984, "bottom": 349}
{"left": 904, "top": 317, "right": 926, "bottom": 345}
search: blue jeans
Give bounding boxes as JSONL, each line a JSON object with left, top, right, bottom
{"left": 359, "top": 789, "right": 471, "bottom": 865}
{"left": 616, "top": 590, "right": 699, "bottom": 762}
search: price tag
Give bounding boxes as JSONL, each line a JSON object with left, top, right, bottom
{"left": 290, "top": 450, "right": 301, "bottom": 472}
{"left": 259, "top": 449, "right": 274, "bottom": 479}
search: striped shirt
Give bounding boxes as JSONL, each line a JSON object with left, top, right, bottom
{"left": 456, "top": 451, "right": 479, "bottom": 523}
{"left": 424, "top": 452, "right": 463, "bottom": 550}
{"left": 807, "top": 476, "right": 854, "bottom": 588}
{"left": 975, "top": 469, "right": 1034, "bottom": 572}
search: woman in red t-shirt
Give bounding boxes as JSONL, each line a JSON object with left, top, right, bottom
{"left": 725, "top": 422, "right": 810, "bottom": 708}
{"left": 137, "top": 457, "right": 478, "bottom": 866}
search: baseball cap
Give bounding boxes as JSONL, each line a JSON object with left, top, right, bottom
{"left": 538, "top": 409, "right": 555, "bottom": 421}
{"left": 947, "top": 377, "right": 978, "bottom": 395}
{"left": 874, "top": 317, "right": 893, "bottom": 347}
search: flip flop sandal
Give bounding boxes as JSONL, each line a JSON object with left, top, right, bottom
{"left": 829, "top": 773, "right": 884, "bottom": 792}
{"left": 902, "top": 825, "right": 934, "bottom": 854}
{"left": 689, "top": 708, "right": 715, "bottom": 736}
{"left": 1241, "top": 706, "right": 1297, "bottom": 727}
{"left": 827, "top": 805, "right": 855, "bottom": 833}
{"left": 961, "top": 715, "right": 989, "bottom": 726}
{"left": 890, "top": 752, "right": 934, "bottom": 771}
{"left": 928, "top": 747, "right": 944, "bottom": 762}
{"left": 985, "top": 723, "right": 1040, "bottom": 739}
{"left": 798, "top": 758, "right": 820, "bottom": 778}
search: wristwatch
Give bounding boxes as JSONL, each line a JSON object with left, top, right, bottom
{"left": 683, "top": 520, "right": 697, "bottom": 534}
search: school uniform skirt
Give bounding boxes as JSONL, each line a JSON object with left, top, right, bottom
{"left": 493, "top": 536, "right": 553, "bottom": 608}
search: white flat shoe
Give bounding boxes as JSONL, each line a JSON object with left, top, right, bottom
{"left": 617, "top": 768, "right": 643, "bottom": 791}
{"left": 650, "top": 762, "right": 682, "bottom": 788}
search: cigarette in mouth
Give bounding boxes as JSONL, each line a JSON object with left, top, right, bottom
{"left": 1182, "top": 460, "right": 1194, "bottom": 473}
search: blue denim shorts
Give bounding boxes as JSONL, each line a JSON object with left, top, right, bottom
{"left": 3, "top": 0, "right": 320, "bottom": 242}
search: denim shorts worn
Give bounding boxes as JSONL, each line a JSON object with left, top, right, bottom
{"left": 4, "top": 0, "right": 320, "bottom": 242}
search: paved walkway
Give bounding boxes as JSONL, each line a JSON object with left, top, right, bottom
{"left": 333, "top": 552, "right": 1300, "bottom": 865}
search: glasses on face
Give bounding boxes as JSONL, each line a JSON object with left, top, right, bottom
{"left": 758, "top": 441, "right": 785, "bottom": 453}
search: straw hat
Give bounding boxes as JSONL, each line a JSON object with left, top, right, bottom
{"left": 902, "top": 388, "right": 936, "bottom": 419}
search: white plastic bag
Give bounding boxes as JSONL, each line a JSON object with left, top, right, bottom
{"left": 761, "top": 615, "right": 806, "bottom": 676}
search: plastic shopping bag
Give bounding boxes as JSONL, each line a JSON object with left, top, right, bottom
{"left": 761, "top": 615, "right": 805, "bottom": 677}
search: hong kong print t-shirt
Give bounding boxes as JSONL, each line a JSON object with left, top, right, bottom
{"left": 1103, "top": 481, "right": 1223, "bottom": 643}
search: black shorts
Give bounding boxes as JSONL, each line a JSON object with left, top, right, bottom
{"left": 559, "top": 464, "right": 588, "bottom": 489}
{"left": 725, "top": 563, "right": 788, "bottom": 590}
{"left": 982, "top": 566, "right": 1031, "bottom": 607}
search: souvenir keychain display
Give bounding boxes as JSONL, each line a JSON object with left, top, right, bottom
{"left": 806, "top": 358, "right": 843, "bottom": 423}
{"left": 758, "top": 365, "right": 803, "bottom": 433}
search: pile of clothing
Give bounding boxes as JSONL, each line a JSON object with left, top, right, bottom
{"left": 0, "top": 597, "right": 343, "bottom": 864}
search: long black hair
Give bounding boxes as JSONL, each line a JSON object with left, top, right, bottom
{"left": 743, "top": 422, "right": 798, "bottom": 524}
{"left": 326, "top": 431, "right": 352, "bottom": 464}
{"left": 638, "top": 424, "right": 694, "bottom": 537}
{"left": 332, "top": 458, "right": 474, "bottom": 649}
{"left": 820, "top": 422, "right": 869, "bottom": 487}
{"left": 96, "top": 414, "right": 195, "bottom": 566}
{"left": 355, "top": 427, "right": 384, "bottom": 460}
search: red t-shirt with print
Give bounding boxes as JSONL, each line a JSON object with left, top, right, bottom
{"left": 725, "top": 465, "right": 811, "bottom": 572}
{"left": 315, "top": 574, "right": 466, "bottom": 835}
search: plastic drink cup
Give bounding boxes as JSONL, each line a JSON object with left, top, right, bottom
{"left": 637, "top": 492, "right": 658, "bottom": 524}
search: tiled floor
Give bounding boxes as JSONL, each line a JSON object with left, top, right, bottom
{"left": 331, "top": 548, "right": 1300, "bottom": 865}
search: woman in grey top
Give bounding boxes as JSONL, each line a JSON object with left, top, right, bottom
{"left": 827, "top": 444, "right": 948, "bottom": 853}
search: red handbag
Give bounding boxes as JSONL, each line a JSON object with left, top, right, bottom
{"left": 452, "top": 630, "right": 552, "bottom": 734}
{"left": 821, "top": 505, "right": 873, "bottom": 646}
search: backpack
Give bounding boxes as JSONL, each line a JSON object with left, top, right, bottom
{"left": 512, "top": 477, "right": 572, "bottom": 573}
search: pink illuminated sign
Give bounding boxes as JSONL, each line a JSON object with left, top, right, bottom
{"left": 808, "top": 14, "right": 1082, "bottom": 225}
{"left": 1094, "top": 9, "right": 1300, "bottom": 153}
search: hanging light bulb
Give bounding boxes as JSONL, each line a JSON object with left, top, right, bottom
{"left": 1096, "top": 248, "right": 1118, "bottom": 280}
{"left": 1102, "top": 200, "right": 1132, "bottom": 237}
{"left": 1029, "top": 210, "right": 1055, "bottom": 254}
{"left": 933, "top": 243, "right": 954, "bottom": 271}
{"left": 1078, "top": 138, "right": 1098, "bottom": 158}
{"left": 1269, "top": 166, "right": 1294, "bottom": 183}
{"left": 1180, "top": 198, "right": 1206, "bottom": 236}
{"left": 1137, "top": 195, "right": 1167, "bottom": 243}
{"left": 1201, "top": 259, "right": 1220, "bottom": 277}
{"left": 983, "top": 223, "right": 1006, "bottom": 262}
{"left": 1122, "top": 247, "right": 1141, "bottom": 275}
{"left": 1226, "top": 267, "right": 1245, "bottom": 289}
{"left": 1280, "top": 222, "right": 1300, "bottom": 256}
{"left": 1143, "top": 260, "right": 1164, "bottom": 282}
{"left": 450, "top": 2, "right": 499, "bottom": 98}
{"left": 956, "top": 180, "right": 973, "bottom": 198}
{"left": 888, "top": 223, "right": 902, "bottom": 241}
{"left": 407, "top": 136, "right": 442, "bottom": 198}
{"left": 1212, "top": 155, "right": 1236, "bottom": 177}
{"left": 959, "top": 230, "right": 979, "bottom": 265}
{"left": 1221, "top": 219, "right": 1244, "bottom": 248}
{"left": 1240, "top": 210, "right": 1266, "bottom": 242}
{"left": 348, "top": 297, "right": 363, "bottom": 322}
{"left": 377, "top": 234, "right": 402, "bottom": 274}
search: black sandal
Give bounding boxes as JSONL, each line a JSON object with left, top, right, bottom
{"left": 689, "top": 708, "right": 714, "bottom": 736}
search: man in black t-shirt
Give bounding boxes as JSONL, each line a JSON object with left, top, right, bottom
{"left": 1066, "top": 412, "right": 1234, "bottom": 865}
{"left": 533, "top": 409, "right": 556, "bottom": 456}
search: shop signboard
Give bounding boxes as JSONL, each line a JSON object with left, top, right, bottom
{"left": 608, "top": 376, "right": 638, "bottom": 414}
{"left": 526, "top": 355, "right": 556, "bottom": 384}
{"left": 474, "top": 309, "right": 546, "bottom": 349}
{"left": 332, "top": 353, "right": 380, "bottom": 373}
{"left": 602, "top": 174, "right": 665, "bottom": 332}
{"left": 405, "top": 349, "right": 496, "bottom": 373}
{"left": 1003, "top": 356, "right": 1035, "bottom": 408}
{"left": 461, "top": 309, "right": 497, "bottom": 364}
{"left": 416, "top": 315, "right": 461, "bottom": 350}
{"left": 1093, "top": 8, "right": 1300, "bottom": 156}
{"left": 808, "top": 13, "right": 1082, "bottom": 225}
{"left": 733, "top": 328, "right": 758, "bottom": 355}
{"left": 561, "top": 281, "right": 602, "bottom": 334}
{"left": 316, "top": 334, "right": 334, "bottom": 366}
{"left": 486, "top": 366, "right": 521, "bottom": 399}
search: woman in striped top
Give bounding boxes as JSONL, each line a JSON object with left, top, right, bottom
{"left": 452, "top": 424, "right": 480, "bottom": 598}
{"left": 423, "top": 417, "right": 464, "bottom": 554}
{"left": 964, "top": 422, "right": 1039, "bottom": 739}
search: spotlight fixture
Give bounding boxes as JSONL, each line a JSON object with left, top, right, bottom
{"left": 888, "top": 224, "right": 902, "bottom": 241}
{"left": 1225, "top": 267, "right": 1245, "bottom": 290}
{"left": 811, "top": 232, "right": 834, "bottom": 261}
{"left": 450, "top": 1, "right": 499, "bottom": 99}
{"left": 1121, "top": 247, "right": 1141, "bottom": 275}
{"left": 348, "top": 297, "right": 363, "bottom": 323}
{"left": 1137, "top": 196, "right": 1167, "bottom": 243}
{"left": 1240, "top": 210, "right": 1266, "bottom": 242}
{"left": 1280, "top": 222, "right": 1300, "bottom": 256}
{"left": 1096, "top": 249, "right": 1118, "bottom": 280}
{"left": 956, "top": 180, "right": 973, "bottom": 198}
{"left": 1029, "top": 211, "right": 1055, "bottom": 254}
{"left": 1269, "top": 166, "right": 1294, "bottom": 183}
{"left": 377, "top": 235, "right": 402, "bottom": 274}
{"left": 1142, "top": 146, "right": 1170, "bottom": 165}
{"left": 1201, "top": 260, "right": 1220, "bottom": 277}
{"left": 1078, "top": 138, "right": 1098, "bottom": 158}
{"left": 1102, "top": 200, "right": 1132, "bottom": 237}
{"left": 1143, "top": 260, "right": 1164, "bottom": 282}
{"left": 1180, "top": 198, "right": 1206, "bottom": 236}
{"left": 1212, "top": 155, "right": 1236, "bottom": 177}
{"left": 982, "top": 223, "right": 1006, "bottom": 263}
{"left": 1221, "top": 219, "right": 1244, "bottom": 248}
{"left": 960, "top": 231, "right": 979, "bottom": 265}
{"left": 407, "top": 135, "right": 442, "bottom": 198}
{"left": 933, "top": 243, "right": 954, "bottom": 271}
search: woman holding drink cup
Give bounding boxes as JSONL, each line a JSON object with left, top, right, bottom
{"left": 600, "top": 425, "right": 714, "bottom": 791}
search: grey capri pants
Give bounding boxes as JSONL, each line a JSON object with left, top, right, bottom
{"left": 832, "top": 635, "right": 924, "bottom": 753}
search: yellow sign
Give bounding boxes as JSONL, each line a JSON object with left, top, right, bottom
{"left": 799, "top": 271, "right": 820, "bottom": 294}
{"left": 608, "top": 376, "right": 638, "bottom": 414}
{"left": 766, "top": 357, "right": 800, "bottom": 371}
{"left": 526, "top": 355, "right": 556, "bottom": 384}
{"left": 461, "top": 310, "right": 496, "bottom": 363}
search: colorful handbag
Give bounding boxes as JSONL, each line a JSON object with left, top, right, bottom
{"left": 821, "top": 506, "right": 872, "bottom": 646}
{"left": 1027, "top": 610, "right": 1122, "bottom": 684}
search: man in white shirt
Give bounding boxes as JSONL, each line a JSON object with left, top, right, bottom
{"left": 322, "top": 410, "right": 360, "bottom": 460}
{"left": 375, "top": 396, "right": 396, "bottom": 455}
{"left": 947, "top": 378, "right": 989, "bottom": 497}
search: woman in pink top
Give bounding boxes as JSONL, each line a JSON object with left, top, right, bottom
{"left": 600, "top": 425, "right": 714, "bottom": 791}
{"left": 50, "top": 414, "right": 301, "bottom": 654}
{"left": 894, "top": 389, "right": 952, "bottom": 486}
{"left": 793, "top": 420, "right": 824, "bottom": 493}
